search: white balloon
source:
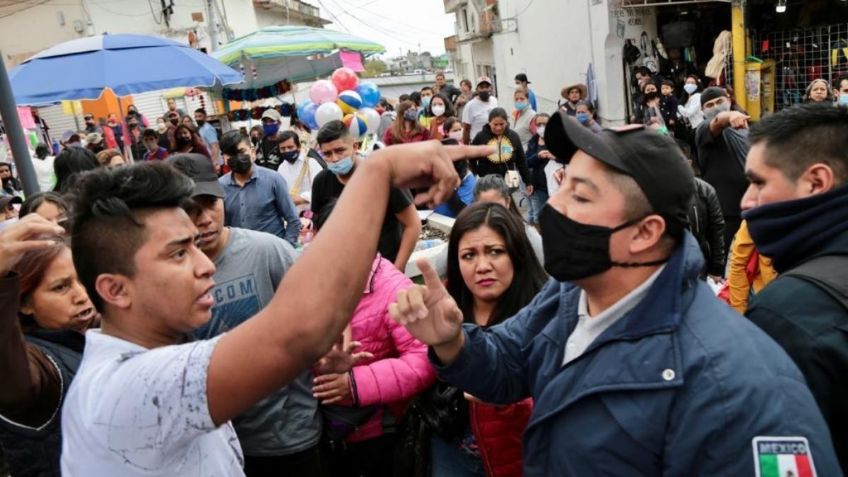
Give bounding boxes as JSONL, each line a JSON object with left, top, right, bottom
{"left": 360, "top": 107, "right": 381, "bottom": 135}
{"left": 315, "top": 102, "right": 343, "bottom": 127}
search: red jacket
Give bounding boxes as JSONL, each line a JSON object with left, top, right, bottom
{"left": 470, "top": 398, "right": 533, "bottom": 477}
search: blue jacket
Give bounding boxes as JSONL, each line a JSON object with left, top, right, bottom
{"left": 434, "top": 233, "right": 842, "bottom": 476}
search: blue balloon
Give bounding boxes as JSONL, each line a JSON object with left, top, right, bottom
{"left": 356, "top": 82, "right": 381, "bottom": 108}
{"left": 301, "top": 101, "right": 318, "bottom": 129}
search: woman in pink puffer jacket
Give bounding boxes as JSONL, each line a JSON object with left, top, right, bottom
{"left": 314, "top": 254, "right": 437, "bottom": 476}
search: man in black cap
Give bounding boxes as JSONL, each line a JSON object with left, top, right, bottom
{"left": 389, "top": 112, "right": 841, "bottom": 476}
{"left": 169, "top": 153, "right": 325, "bottom": 477}
{"left": 695, "top": 86, "right": 751, "bottom": 253}
{"left": 514, "top": 73, "right": 537, "bottom": 111}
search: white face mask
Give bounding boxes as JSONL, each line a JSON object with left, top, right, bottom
{"left": 684, "top": 84, "right": 698, "bottom": 95}
{"left": 448, "top": 130, "right": 463, "bottom": 142}
{"left": 432, "top": 105, "right": 446, "bottom": 117}
{"left": 536, "top": 125, "right": 546, "bottom": 137}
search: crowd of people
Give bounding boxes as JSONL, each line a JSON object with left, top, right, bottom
{"left": 0, "top": 67, "right": 847, "bottom": 477}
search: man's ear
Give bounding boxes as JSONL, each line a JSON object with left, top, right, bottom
{"left": 800, "top": 163, "right": 835, "bottom": 196}
{"left": 95, "top": 274, "right": 132, "bottom": 310}
{"left": 628, "top": 215, "right": 667, "bottom": 255}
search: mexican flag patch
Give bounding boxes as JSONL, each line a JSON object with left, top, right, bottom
{"left": 753, "top": 436, "right": 817, "bottom": 477}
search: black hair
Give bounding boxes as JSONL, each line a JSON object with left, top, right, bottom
{"left": 220, "top": 130, "right": 249, "bottom": 157}
{"left": 142, "top": 128, "right": 159, "bottom": 139}
{"left": 429, "top": 93, "right": 456, "bottom": 118}
{"left": 0, "top": 162, "right": 10, "bottom": 171}
{"left": 399, "top": 94, "right": 410, "bottom": 103}
{"left": 20, "top": 191, "right": 69, "bottom": 219}
{"left": 837, "top": 75, "right": 848, "bottom": 89}
{"left": 443, "top": 116, "right": 461, "bottom": 135}
{"left": 277, "top": 130, "right": 301, "bottom": 149}
{"left": 749, "top": 103, "right": 848, "bottom": 184}
{"left": 488, "top": 107, "right": 509, "bottom": 122}
{"left": 681, "top": 75, "right": 702, "bottom": 104}
{"left": 53, "top": 147, "right": 97, "bottom": 194}
{"left": 409, "top": 91, "right": 421, "bottom": 107}
{"left": 421, "top": 86, "right": 434, "bottom": 94}
{"left": 316, "top": 120, "right": 350, "bottom": 146}
{"left": 445, "top": 202, "right": 547, "bottom": 327}
{"left": 194, "top": 108, "right": 207, "bottom": 116}
{"left": 473, "top": 174, "right": 523, "bottom": 217}
{"left": 35, "top": 143, "right": 50, "bottom": 159}
{"left": 378, "top": 97, "right": 393, "bottom": 112}
{"left": 635, "top": 66, "right": 651, "bottom": 77}
{"left": 70, "top": 162, "right": 194, "bottom": 311}
{"left": 661, "top": 79, "right": 675, "bottom": 88}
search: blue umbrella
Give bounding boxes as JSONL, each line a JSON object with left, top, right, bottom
{"left": 10, "top": 34, "right": 243, "bottom": 105}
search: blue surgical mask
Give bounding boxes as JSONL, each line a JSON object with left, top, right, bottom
{"left": 263, "top": 123, "right": 279, "bottom": 137}
{"left": 576, "top": 112, "right": 590, "bottom": 124}
{"left": 422, "top": 97, "right": 431, "bottom": 108}
{"left": 328, "top": 156, "right": 354, "bottom": 176}
{"left": 684, "top": 83, "right": 698, "bottom": 95}
{"left": 515, "top": 101, "right": 528, "bottom": 111}
{"left": 839, "top": 94, "right": 848, "bottom": 106}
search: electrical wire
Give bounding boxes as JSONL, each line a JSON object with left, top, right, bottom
{"left": 0, "top": 0, "right": 52, "bottom": 19}
{"left": 86, "top": 0, "right": 153, "bottom": 18}
{"left": 323, "top": 0, "right": 417, "bottom": 45}
{"left": 148, "top": 0, "right": 163, "bottom": 24}
{"left": 315, "top": 0, "right": 351, "bottom": 33}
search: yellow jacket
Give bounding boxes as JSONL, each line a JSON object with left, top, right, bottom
{"left": 727, "top": 220, "right": 777, "bottom": 314}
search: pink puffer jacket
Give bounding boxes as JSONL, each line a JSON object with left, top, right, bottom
{"left": 346, "top": 256, "right": 437, "bottom": 443}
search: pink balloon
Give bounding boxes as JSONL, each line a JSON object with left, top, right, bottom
{"left": 331, "top": 67, "right": 359, "bottom": 93}
{"left": 310, "top": 80, "right": 338, "bottom": 105}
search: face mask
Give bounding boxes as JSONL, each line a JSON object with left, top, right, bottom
{"left": 432, "top": 105, "right": 446, "bottom": 117}
{"left": 536, "top": 125, "right": 546, "bottom": 138}
{"left": 839, "top": 94, "right": 848, "bottom": 105}
{"left": 251, "top": 136, "right": 261, "bottom": 146}
{"left": 422, "top": 97, "right": 431, "bottom": 108}
{"left": 263, "top": 123, "right": 279, "bottom": 137}
{"left": 703, "top": 101, "right": 730, "bottom": 121}
{"left": 448, "top": 130, "right": 463, "bottom": 142}
{"left": 227, "top": 153, "right": 252, "bottom": 174}
{"left": 684, "top": 84, "right": 697, "bottom": 95}
{"left": 170, "top": 118, "right": 179, "bottom": 126}
{"left": 403, "top": 109, "right": 418, "bottom": 122}
{"left": 576, "top": 112, "right": 590, "bottom": 124}
{"left": 176, "top": 135, "right": 192, "bottom": 147}
{"left": 280, "top": 150, "right": 299, "bottom": 164}
{"left": 478, "top": 91, "right": 491, "bottom": 102}
{"left": 328, "top": 156, "right": 354, "bottom": 176}
{"left": 538, "top": 204, "right": 664, "bottom": 281}
{"left": 196, "top": 120, "right": 206, "bottom": 127}
{"left": 515, "top": 101, "right": 528, "bottom": 111}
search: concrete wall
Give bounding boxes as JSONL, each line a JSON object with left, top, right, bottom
{"left": 490, "top": 0, "right": 656, "bottom": 124}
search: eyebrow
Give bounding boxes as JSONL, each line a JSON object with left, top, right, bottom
{"left": 165, "top": 234, "right": 199, "bottom": 250}
{"left": 571, "top": 176, "right": 600, "bottom": 193}
{"left": 745, "top": 170, "right": 763, "bottom": 182}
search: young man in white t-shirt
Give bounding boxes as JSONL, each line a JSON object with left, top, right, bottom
{"left": 461, "top": 76, "right": 499, "bottom": 145}
{"left": 60, "top": 142, "right": 493, "bottom": 476}
{"left": 275, "top": 130, "right": 323, "bottom": 212}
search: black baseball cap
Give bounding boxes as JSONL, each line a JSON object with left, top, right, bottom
{"left": 515, "top": 73, "right": 531, "bottom": 84}
{"left": 544, "top": 112, "right": 694, "bottom": 237}
{"left": 168, "top": 153, "right": 224, "bottom": 199}
{"left": 0, "top": 195, "right": 22, "bottom": 210}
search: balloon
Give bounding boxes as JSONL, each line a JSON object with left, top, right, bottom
{"left": 356, "top": 82, "right": 381, "bottom": 108}
{"left": 300, "top": 102, "right": 318, "bottom": 130}
{"left": 315, "top": 102, "right": 343, "bottom": 127}
{"left": 331, "top": 67, "right": 359, "bottom": 93}
{"left": 310, "top": 80, "right": 338, "bottom": 105}
{"left": 359, "top": 107, "right": 381, "bottom": 135}
{"left": 344, "top": 113, "right": 369, "bottom": 138}
{"left": 336, "top": 90, "right": 363, "bottom": 114}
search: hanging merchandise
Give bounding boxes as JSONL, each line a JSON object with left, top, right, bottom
{"left": 227, "top": 104, "right": 294, "bottom": 122}
{"left": 221, "top": 79, "right": 293, "bottom": 101}
{"left": 641, "top": 32, "right": 658, "bottom": 74}
{"left": 706, "top": 31, "right": 733, "bottom": 81}
{"left": 623, "top": 39, "right": 641, "bottom": 65}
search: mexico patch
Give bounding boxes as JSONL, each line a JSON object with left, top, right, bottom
{"left": 753, "top": 436, "right": 817, "bottom": 477}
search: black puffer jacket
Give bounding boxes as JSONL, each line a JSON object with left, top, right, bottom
{"left": 688, "top": 177, "right": 726, "bottom": 276}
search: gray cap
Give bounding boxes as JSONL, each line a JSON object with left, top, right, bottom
{"left": 168, "top": 153, "right": 224, "bottom": 198}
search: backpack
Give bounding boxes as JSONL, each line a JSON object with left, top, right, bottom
{"left": 782, "top": 255, "right": 848, "bottom": 312}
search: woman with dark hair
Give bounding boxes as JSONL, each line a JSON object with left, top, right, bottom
{"left": 20, "top": 192, "right": 69, "bottom": 223}
{"left": 473, "top": 174, "right": 544, "bottom": 265}
{"left": 125, "top": 104, "right": 149, "bottom": 128}
{"left": 428, "top": 93, "right": 456, "bottom": 140}
{"left": 429, "top": 201, "right": 546, "bottom": 477}
{"left": 0, "top": 216, "right": 97, "bottom": 477}
{"left": 170, "top": 124, "right": 211, "bottom": 159}
{"left": 443, "top": 116, "right": 465, "bottom": 144}
{"left": 52, "top": 147, "right": 97, "bottom": 193}
{"left": 678, "top": 74, "right": 705, "bottom": 129}
{"left": 383, "top": 100, "right": 430, "bottom": 146}
{"left": 470, "top": 108, "right": 531, "bottom": 196}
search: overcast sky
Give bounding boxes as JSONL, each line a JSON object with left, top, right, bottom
{"left": 314, "top": 0, "right": 456, "bottom": 58}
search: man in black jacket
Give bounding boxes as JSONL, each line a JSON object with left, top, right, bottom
{"left": 742, "top": 103, "right": 848, "bottom": 473}
{"left": 678, "top": 140, "right": 725, "bottom": 279}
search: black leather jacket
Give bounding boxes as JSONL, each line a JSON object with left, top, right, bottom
{"left": 688, "top": 178, "right": 726, "bottom": 276}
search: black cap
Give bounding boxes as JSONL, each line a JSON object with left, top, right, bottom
{"left": 544, "top": 112, "right": 694, "bottom": 237}
{"left": 700, "top": 86, "right": 727, "bottom": 107}
{"left": 168, "top": 153, "right": 224, "bottom": 198}
{"left": 515, "top": 73, "right": 531, "bottom": 84}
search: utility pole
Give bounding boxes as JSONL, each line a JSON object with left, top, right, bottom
{"left": 206, "top": 0, "right": 218, "bottom": 52}
{"left": 0, "top": 51, "right": 39, "bottom": 196}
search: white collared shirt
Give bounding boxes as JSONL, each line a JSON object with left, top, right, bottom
{"left": 276, "top": 152, "right": 322, "bottom": 209}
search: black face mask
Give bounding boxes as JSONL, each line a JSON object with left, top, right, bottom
{"left": 227, "top": 153, "right": 252, "bottom": 174}
{"left": 169, "top": 118, "right": 179, "bottom": 126}
{"left": 280, "top": 150, "right": 299, "bottom": 164}
{"left": 176, "top": 136, "right": 192, "bottom": 148}
{"left": 478, "top": 91, "right": 491, "bottom": 102}
{"left": 196, "top": 120, "right": 206, "bottom": 127}
{"left": 251, "top": 136, "right": 261, "bottom": 146}
{"left": 538, "top": 204, "right": 665, "bottom": 281}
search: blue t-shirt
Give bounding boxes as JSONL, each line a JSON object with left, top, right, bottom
{"left": 434, "top": 173, "right": 477, "bottom": 218}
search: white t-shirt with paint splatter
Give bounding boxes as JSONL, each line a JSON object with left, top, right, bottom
{"left": 60, "top": 331, "right": 244, "bottom": 476}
